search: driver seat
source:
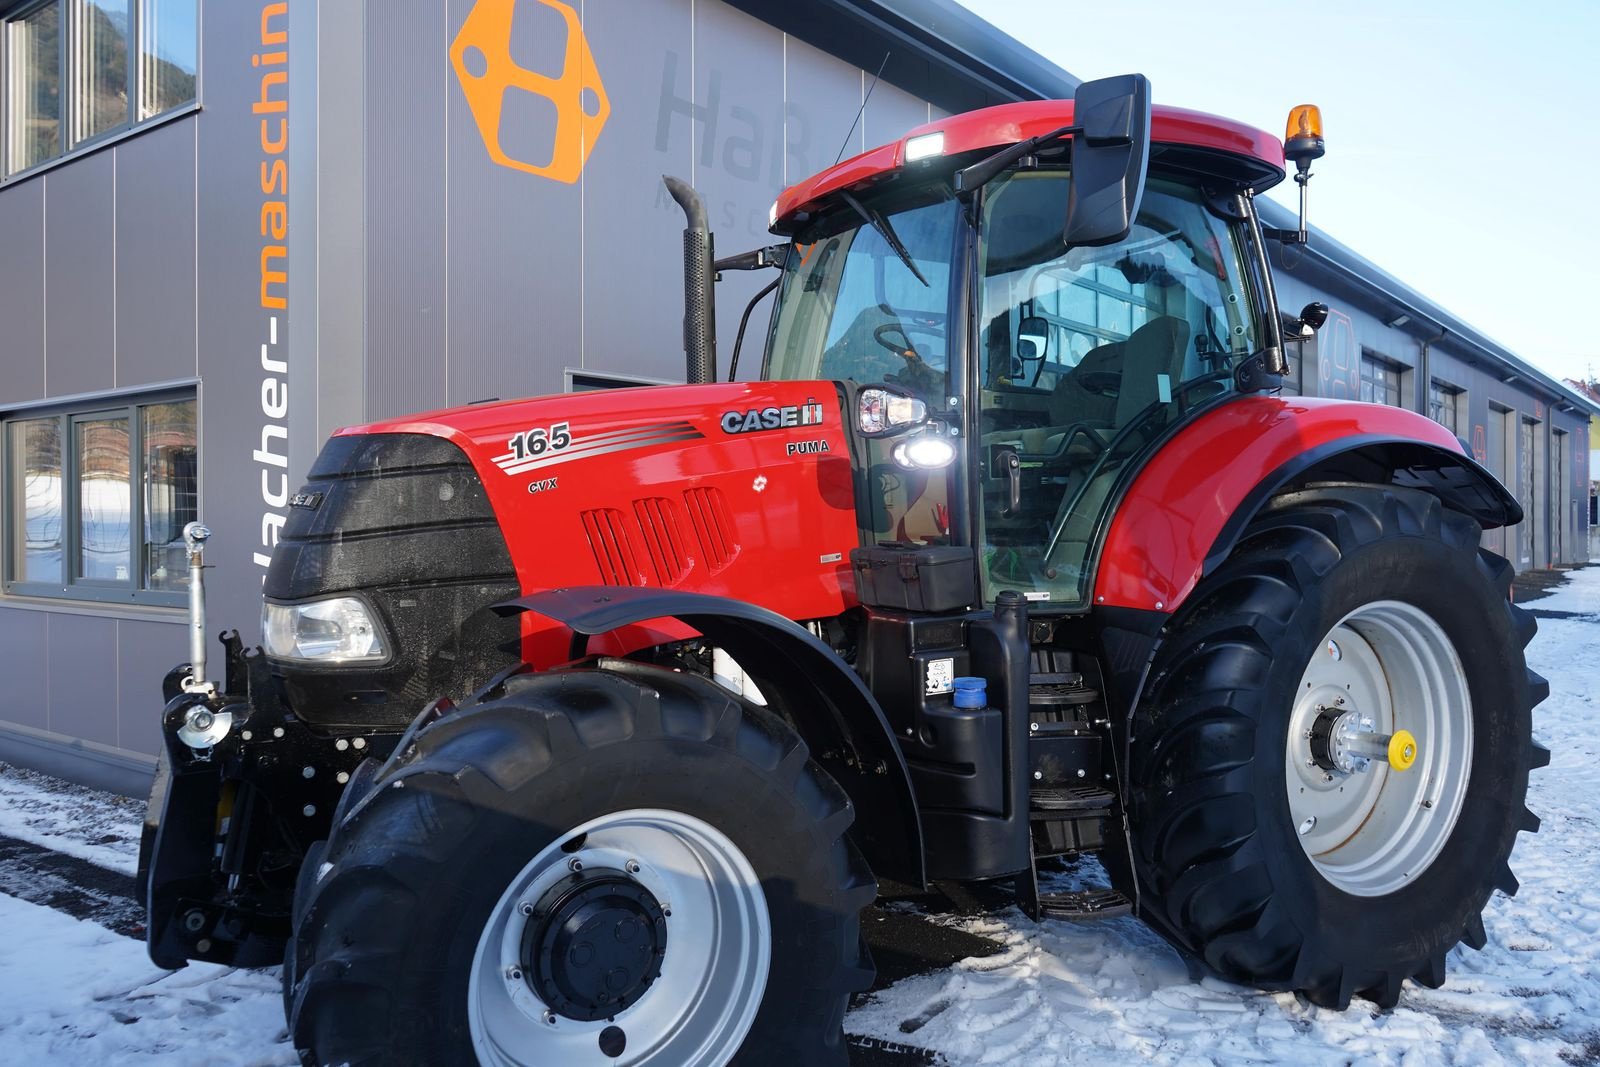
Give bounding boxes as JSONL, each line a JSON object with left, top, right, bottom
{"left": 1039, "top": 314, "right": 1191, "bottom": 579}
{"left": 1112, "top": 315, "right": 1190, "bottom": 423}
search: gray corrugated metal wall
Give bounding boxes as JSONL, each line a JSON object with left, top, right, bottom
{"left": 356, "top": 0, "right": 943, "bottom": 423}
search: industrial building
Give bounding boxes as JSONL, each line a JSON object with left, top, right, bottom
{"left": 0, "top": 0, "right": 1593, "bottom": 793}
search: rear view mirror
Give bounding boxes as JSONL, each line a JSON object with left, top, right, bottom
{"left": 1064, "top": 74, "right": 1152, "bottom": 248}
{"left": 1017, "top": 316, "right": 1050, "bottom": 362}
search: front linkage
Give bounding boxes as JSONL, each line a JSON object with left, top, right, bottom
{"left": 137, "top": 523, "right": 398, "bottom": 970}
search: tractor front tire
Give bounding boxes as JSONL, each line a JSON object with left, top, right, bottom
{"left": 284, "top": 664, "right": 875, "bottom": 1065}
{"left": 1124, "top": 484, "right": 1547, "bottom": 1009}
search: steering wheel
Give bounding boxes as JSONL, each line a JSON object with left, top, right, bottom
{"left": 874, "top": 322, "right": 945, "bottom": 366}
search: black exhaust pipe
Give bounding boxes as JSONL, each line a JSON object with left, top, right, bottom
{"left": 663, "top": 176, "right": 717, "bottom": 385}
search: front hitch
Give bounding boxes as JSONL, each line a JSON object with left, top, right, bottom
{"left": 141, "top": 637, "right": 392, "bottom": 969}
{"left": 138, "top": 520, "right": 395, "bottom": 970}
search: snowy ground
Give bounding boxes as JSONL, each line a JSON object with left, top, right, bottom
{"left": 0, "top": 566, "right": 1597, "bottom": 1065}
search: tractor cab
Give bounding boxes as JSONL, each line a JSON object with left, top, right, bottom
{"left": 761, "top": 83, "right": 1293, "bottom": 608}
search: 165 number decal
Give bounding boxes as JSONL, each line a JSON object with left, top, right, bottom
{"left": 507, "top": 422, "right": 572, "bottom": 460}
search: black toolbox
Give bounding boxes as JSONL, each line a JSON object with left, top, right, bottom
{"left": 849, "top": 544, "right": 976, "bottom": 613}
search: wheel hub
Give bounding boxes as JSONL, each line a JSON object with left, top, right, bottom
{"left": 1307, "top": 707, "right": 1416, "bottom": 775}
{"left": 522, "top": 869, "right": 668, "bottom": 1022}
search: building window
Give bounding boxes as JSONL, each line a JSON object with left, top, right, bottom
{"left": 7, "top": 1, "right": 61, "bottom": 171}
{"left": 1360, "top": 350, "right": 1404, "bottom": 407}
{"left": 4, "top": 391, "right": 196, "bottom": 605}
{"left": 565, "top": 370, "right": 673, "bottom": 391}
{"left": 3, "top": 0, "right": 197, "bottom": 178}
{"left": 136, "top": 0, "right": 196, "bottom": 119}
{"left": 1429, "top": 379, "right": 1464, "bottom": 435}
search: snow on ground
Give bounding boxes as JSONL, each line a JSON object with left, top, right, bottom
{"left": 0, "top": 892, "right": 292, "bottom": 1065}
{"left": 1523, "top": 569, "right": 1600, "bottom": 616}
{"left": 0, "top": 762, "right": 142, "bottom": 876}
{"left": 0, "top": 567, "right": 1597, "bottom": 1065}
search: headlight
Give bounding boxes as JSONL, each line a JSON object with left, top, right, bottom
{"left": 262, "top": 597, "right": 389, "bottom": 664}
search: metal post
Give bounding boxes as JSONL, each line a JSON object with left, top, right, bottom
{"left": 182, "top": 521, "right": 214, "bottom": 695}
{"left": 1297, "top": 173, "right": 1309, "bottom": 244}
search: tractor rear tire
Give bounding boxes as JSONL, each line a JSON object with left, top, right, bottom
{"left": 283, "top": 663, "right": 875, "bottom": 1065}
{"left": 1122, "top": 484, "right": 1547, "bottom": 1009}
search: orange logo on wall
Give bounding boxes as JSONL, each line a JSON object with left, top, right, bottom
{"left": 450, "top": 0, "right": 609, "bottom": 184}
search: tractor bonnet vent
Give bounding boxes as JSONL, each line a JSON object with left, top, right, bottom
{"left": 583, "top": 492, "right": 739, "bottom": 587}
{"left": 682, "top": 486, "right": 739, "bottom": 573}
{"left": 581, "top": 508, "right": 644, "bottom": 586}
{"left": 633, "top": 497, "right": 690, "bottom": 587}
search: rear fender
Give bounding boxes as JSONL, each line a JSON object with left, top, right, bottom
{"left": 1203, "top": 437, "right": 1520, "bottom": 578}
{"left": 496, "top": 587, "right": 925, "bottom": 887}
{"left": 1094, "top": 397, "right": 1520, "bottom": 613}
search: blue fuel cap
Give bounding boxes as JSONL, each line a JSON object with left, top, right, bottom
{"left": 952, "top": 676, "right": 988, "bottom": 709}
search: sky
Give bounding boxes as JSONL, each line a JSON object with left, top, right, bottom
{"left": 952, "top": 0, "right": 1600, "bottom": 386}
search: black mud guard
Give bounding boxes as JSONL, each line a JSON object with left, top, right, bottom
{"left": 496, "top": 587, "right": 926, "bottom": 888}
{"left": 1203, "top": 436, "right": 1523, "bottom": 578}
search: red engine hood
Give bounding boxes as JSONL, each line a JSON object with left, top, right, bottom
{"left": 338, "top": 381, "right": 860, "bottom": 663}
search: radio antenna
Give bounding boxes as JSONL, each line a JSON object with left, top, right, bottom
{"left": 834, "top": 53, "right": 890, "bottom": 166}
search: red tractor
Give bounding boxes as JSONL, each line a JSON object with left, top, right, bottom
{"left": 139, "top": 77, "right": 1546, "bottom": 1065}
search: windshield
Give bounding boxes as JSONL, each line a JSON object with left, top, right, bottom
{"left": 765, "top": 193, "right": 962, "bottom": 549}
{"left": 764, "top": 195, "right": 960, "bottom": 404}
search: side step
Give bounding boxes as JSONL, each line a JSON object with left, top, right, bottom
{"left": 1029, "top": 785, "right": 1113, "bottom": 857}
{"left": 1029, "top": 785, "right": 1114, "bottom": 815}
{"left": 1034, "top": 888, "right": 1132, "bottom": 921}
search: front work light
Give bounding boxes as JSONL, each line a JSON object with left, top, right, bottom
{"left": 905, "top": 131, "right": 945, "bottom": 162}
{"left": 263, "top": 596, "right": 389, "bottom": 664}
{"left": 892, "top": 433, "right": 958, "bottom": 470}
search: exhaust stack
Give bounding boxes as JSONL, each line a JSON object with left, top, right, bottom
{"left": 663, "top": 176, "right": 717, "bottom": 384}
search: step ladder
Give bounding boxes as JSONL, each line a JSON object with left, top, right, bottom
{"left": 1017, "top": 666, "right": 1132, "bottom": 921}
{"left": 1017, "top": 785, "right": 1132, "bottom": 922}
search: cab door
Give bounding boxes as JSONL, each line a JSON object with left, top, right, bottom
{"left": 974, "top": 171, "right": 1262, "bottom": 608}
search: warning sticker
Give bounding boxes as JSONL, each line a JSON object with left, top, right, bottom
{"left": 925, "top": 657, "right": 955, "bottom": 696}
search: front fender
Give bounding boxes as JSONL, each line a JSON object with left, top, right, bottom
{"left": 1093, "top": 396, "right": 1520, "bottom": 613}
{"left": 496, "top": 586, "right": 925, "bottom": 887}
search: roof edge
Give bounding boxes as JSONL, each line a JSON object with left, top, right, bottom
{"left": 722, "top": 0, "right": 1078, "bottom": 114}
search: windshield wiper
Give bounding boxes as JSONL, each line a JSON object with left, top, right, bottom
{"left": 839, "top": 190, "right": 929, "bottom": 287}
{"left": 954, "top": 123, "right": 1079, "bottom": 194}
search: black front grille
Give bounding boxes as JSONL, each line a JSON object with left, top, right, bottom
{"left": 265, "top": 433, "right": 521, "bottom": 728}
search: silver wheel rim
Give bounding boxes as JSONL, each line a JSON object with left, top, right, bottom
{"left": 1285, "top": 600, "right": 1473, "bottom": 897}
{"left": 468, "top": 808, "right": 771, "bottom": 1066}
